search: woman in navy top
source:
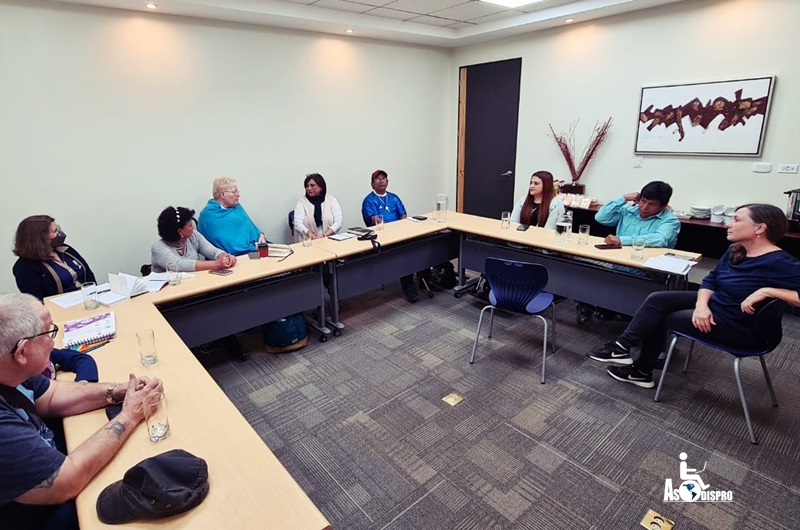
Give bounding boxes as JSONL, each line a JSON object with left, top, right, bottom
{"left": 12, "top": 215, "right": 96, "bottom": 300}
{"left": 589, "top": 203, "right": 800, "bottom": 389}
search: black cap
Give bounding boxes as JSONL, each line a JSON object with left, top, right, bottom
{"left": 96, "top": 449, "right": 209, "bottom": 524}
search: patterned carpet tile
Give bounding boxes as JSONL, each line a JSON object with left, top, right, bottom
{"left": 205, "top": 286, "right": 800, "bottom": 530}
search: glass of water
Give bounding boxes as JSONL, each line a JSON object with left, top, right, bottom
{"left": 578, "top": 224, "right": 590, "bottom": 245}
{"left": 632, "top": 236, "right": 646, "bottom": 260}
{"left": 500, "top": 211, "right": 511, "bottom": 229}
{"left": 144, "top": 392, "right": 170, "bottom": 443}
{"left": 81, "top": 282, "right": 100, "bottom": 310}
{"left": 167, "top": 261, "right": 180, "bottom": 286}
{"left": 375, "top": 214, "right": 384, "bottom": 231}
{"left": 137, "top": 329, "right": 157, "bottom": 366}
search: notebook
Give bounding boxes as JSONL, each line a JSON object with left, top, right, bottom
{"left": 99, "top": 273, "right": 168, "bottom": 306}
{"left": 644, "top": 255, "right": 698, "bottom": 275}
{"left": 266, "top": 243, "right": 293, "bottom": 258}
{"left": 63, "top": 311, "right": 116, "bottom": 348}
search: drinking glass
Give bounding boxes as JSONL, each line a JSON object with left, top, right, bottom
{"left": 302, "top": 233, "right": 312, "bottom": 247}
{"left": 167, "top": 261, "right": 181, "bottom": 286}
{"left": 81, "top": 282, "right": 99, "bottom": 310}
{"left": 500, "top": 211, "right": 511, "bottom": 229}
{"left": 632, "top": 236, "right": 646, "bottom": 261}
{"left": 435, "top": 194, "right": 448, "bottom": 223}
{"left": 137, "top": 329, "right": 157, "bottom": 366}
{"left": 144, "top": 392, "right": 170, "bottom": 443}
{"left": 375, "top": 214, "right": 384, "bottom": 231}
{"left": 578, "top": 224, "right": 590, "bottom": 245}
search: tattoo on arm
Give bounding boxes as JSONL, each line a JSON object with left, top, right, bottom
{"left": 34, "top": 468, "right": 60, "bottom": 489}
{"left": 105, "top": 420, "right": 126, "bottom": 438}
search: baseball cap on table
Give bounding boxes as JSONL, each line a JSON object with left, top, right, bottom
{"left": 96, "top": 449, "right": 209, "bottom": 524}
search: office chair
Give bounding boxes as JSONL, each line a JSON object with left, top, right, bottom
{"left": 469, "top": 258, "right": 556, "bottom": 384}
{"left": 654, "top": 298, "right": 787, "bottom": 444}
{"left": 288, "top": 210, "right": 295, "bottom": 238}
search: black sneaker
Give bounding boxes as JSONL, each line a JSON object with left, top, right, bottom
{"left": 607, "top": 365, "right": 654, "bottom": 388}
{"left": 588, "top": 342, "right": 633, "bottom": 365}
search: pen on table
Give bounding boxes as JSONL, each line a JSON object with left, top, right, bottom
{"left": 97, "top": 288, "right": 111, "bottom": 294}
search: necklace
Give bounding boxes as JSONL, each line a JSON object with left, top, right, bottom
{"left": 171, "top": 239, "right": 187, "bottom": 256}
{"left": 375, "top": 192, "right": 390, "bottom": 212}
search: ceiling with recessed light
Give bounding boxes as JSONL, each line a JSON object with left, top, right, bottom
{"left": 45, "top": 0, "right": 690, "bottom": 47}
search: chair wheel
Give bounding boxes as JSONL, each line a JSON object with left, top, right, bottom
{"left": 333, "top": 329, "right": 342, "bottom": 337}
{"left": 427, "top": 291, "right": 434, "bottom": 298}
{"left": 576, "top": 306, "right": 592, "bottom": 325}
{"left": 319, "top": 335, "right": 328, "bottom": 342}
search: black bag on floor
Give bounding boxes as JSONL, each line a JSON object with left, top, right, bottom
{"left": 430, "top": 261, "right": 457, "bottom": 289}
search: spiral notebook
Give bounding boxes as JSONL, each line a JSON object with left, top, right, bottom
{"left": 63, "top": 311, "right": 117, "bottom": 348}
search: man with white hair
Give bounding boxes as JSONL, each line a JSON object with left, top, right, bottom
{"left": 0, "top": 293, "right": 163, "bottom": 530}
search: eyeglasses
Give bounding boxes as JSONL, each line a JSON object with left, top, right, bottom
{"left": 222, "top": 189, "right": 240, "bottom": 196}
{"left": 372, "top": 177, "right": 388, "bottom": 182}
{"left": 10, "top": 323, "right": 59, "bottom": 355}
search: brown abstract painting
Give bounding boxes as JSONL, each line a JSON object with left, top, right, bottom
{"left": 635, "top": 76, "right": 774, "bottom": 156}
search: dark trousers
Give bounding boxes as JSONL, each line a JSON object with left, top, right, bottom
{"left": 618, "top": 291, "right": 761, "bottom": 372}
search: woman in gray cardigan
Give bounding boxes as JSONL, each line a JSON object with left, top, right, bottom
{"left": 150, "top": 206, "right": 236, "bottom": 273}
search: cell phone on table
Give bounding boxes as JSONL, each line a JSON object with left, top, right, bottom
{"left": 412, "top": 215, "right": 427, "bottom": 221}
{"left": 595, "top": 244, "right": 622, "bottom": 250}
{"left": 209, "top": 268, "right": 234, "bottom": 276}
{"left": 516, "top": 224, "right": 530, "bottom": 231}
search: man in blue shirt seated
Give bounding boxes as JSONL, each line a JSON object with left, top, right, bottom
{"left": 0, "top": 293, "right": 164, "bottom": 530}
{"left": 361, "top": 170, "right": 418, "bottom": 302}
{"left": 578, "top": 181, "right": 681, "bottom": 323}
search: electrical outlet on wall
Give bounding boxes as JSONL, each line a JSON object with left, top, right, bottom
{"left": 752, "top": 162, "right": 772, "bottom": 173}
{"left": 633, "top": 156, "right": 643, "bottom": 169}
{"left": 777, "top": 164, "right": 799, "bottom": 174}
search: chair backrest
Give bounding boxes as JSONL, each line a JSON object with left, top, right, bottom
{"left": 484, "top": 258, "right": 548, "bottom": 313}
{"left": 755, "top": 298, "right": 788, "bottom": 349}
{"left": 288, "top": 210, "right": 295, "bottom": 237}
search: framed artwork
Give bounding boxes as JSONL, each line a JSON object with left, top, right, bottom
{"left": 634, "top": 76, "right": 775, "bottom": 156}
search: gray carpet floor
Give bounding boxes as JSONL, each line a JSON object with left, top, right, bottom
{"left": 202, "top": 284, "right": 800, "bottom": 530}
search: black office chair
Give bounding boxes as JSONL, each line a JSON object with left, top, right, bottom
{"left": 654, "top": 299, "right": 787, "bottom": 444}
{"left": 288, "top": 210, "right": 295, "bottom": 238}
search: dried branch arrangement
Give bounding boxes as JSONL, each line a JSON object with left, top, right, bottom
{"left": 549, "top": 118, "right": 612, "bottom": 184}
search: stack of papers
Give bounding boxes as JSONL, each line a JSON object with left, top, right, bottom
{"left": 98, "top": 272, "right": 169, "bottom": 306}
{"left": 644, "top": 255, "right": 698, "bottom": 274}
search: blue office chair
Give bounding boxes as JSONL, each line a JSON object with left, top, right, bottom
{"left": 469, "top": 258, "right": 556, "bottom": 384}
{"left": 654, "top": 299, "right": 787, "bottom": 444}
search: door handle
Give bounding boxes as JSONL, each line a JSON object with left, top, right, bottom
{"left": 500, "top": 171, "right": 513, "bottom": 177}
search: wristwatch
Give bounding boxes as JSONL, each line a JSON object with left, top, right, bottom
{"left": 105, "top": 383, "right": 123, "bottom": 405}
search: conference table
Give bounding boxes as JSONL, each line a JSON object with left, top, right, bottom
{"left": 44, "top": 210, "right": 700, "bottom": 529}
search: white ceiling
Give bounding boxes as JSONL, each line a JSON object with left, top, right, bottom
{"left": 46, "top": 0, "right": 690, "bottom": 47}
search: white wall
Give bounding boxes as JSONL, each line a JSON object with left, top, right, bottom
{"left": 451, "top": 0, "right": 800, "bottom": 215}
{"left": 0, "top": 0, "right": 453, "bottom": 293}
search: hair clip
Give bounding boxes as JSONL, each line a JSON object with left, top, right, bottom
{"left": 174, "top": 207, "right": 180, "bottom": 223}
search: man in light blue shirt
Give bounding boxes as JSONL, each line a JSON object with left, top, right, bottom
{"left": 578, "top": 181, "right": 680, "bottom": 324}
{"left": 595, "top": 180, "right": 680, "bottom": 248}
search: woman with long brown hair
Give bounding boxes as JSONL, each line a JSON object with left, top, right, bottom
{"left": 589, "top": 203, "right": 800, "bottom": 389}
{"left": 510, "top": 170, "right": 565, "bottom": 228}
{"left": 12, "top": 215, "right": 96, "bottom": 300}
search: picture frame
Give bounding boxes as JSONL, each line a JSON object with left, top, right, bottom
{"left": 634, "top": 76, "right": 775, "bottom": 157}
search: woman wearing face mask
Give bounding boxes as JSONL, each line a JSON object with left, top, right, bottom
{"left": 12, "top": 215, "right": 96, "bottom": 300}
{"left": 293, "top": 173, "right": 343, "bottom": 241}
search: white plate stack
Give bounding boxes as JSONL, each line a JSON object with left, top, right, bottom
{"left": 690, "top": 205, "right": 712, "bottom": 219}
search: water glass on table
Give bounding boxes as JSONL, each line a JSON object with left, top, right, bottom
{"left": 500, "top": 211, "right": 511, "bottom": 229}
{"left": 167, "top": 261, "right": 181, "bottom": 286}
{"left": 81, "top": 281, "right": 100, "bottom": 310}
{"left": 578, "top": 224, "right": 590, "bottom": 245}
{"left": 375, "top": 214, "right": 384, "bottom": 231}
{"left": 137, "top": 329, "right": 157, "bottom": 366}
{"left": 631, "top": 236, "right": 646, "bottom": 261}
{"left": 144, "top": 392, "right": 170, "bottom": 443}
{"left": 302, "top": 232, "right": 313, "bottom": 247}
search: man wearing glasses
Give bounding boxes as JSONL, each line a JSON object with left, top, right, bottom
{"left": 361, "top": 169, "right": 419, "bottom": 303}
{"left": 198, "top": 176, "right": 268, "bottom": 256}
{"left": 0, "top": 293, "right": 163, "bottom": 530}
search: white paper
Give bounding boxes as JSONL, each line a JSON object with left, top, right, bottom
{"left": 329, "top": 233, "right": 356, "bottom": 241}
{"left": 50, "top": 291, "right": 85, "bottom": 309}
{"left": 644, "top": 255, "right": 698, "bottom": 274}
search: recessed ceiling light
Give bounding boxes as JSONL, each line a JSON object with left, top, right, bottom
{"left": 345, "top": 29, "right": 353, "bottom": 34}
{"left": 565, "top": 18, "right": 574, "bottom": 23}
{"left": 479, "top": 0, "right": 545, "bottom": 7}
{"left": 145, "top": 3, "right": 157, "bottom": 9}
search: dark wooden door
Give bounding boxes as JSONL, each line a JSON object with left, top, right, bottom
{"left": 458, "top": 58, "right": 521, "bottom": 218}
